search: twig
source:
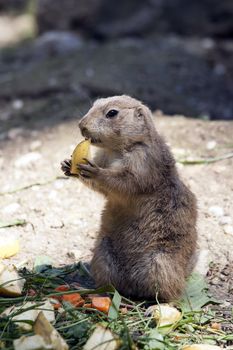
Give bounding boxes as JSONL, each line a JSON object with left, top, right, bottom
{"left": 0, "top": 176, "right": 68, "bottom": 196}
{"left": 178, "top": 152, "right": 233, "bottom": 165}
{"left": 0, "top": 219, "right": 26, "bottom": 229}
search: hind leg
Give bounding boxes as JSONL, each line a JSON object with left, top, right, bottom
{"left": 90, "top": 238, "right": 118, "bottom": 287}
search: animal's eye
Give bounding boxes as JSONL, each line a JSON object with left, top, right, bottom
{"left": 106, "top": 109, "right": 118, "bottom": 118}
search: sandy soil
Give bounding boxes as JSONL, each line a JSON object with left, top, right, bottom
{"left": 0, "top": 112, "right": 233, "bottom": 300}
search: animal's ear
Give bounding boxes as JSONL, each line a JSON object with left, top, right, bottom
{"left": 134, "top": 106, "right": 144, "bottom": 120}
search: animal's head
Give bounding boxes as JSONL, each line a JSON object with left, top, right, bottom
{"left": 79, "top": 95, "right": 155, "bottom": 150}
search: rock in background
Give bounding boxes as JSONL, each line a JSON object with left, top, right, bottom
{"left": 36, "top": 0, "right": 233, "bottom": 39}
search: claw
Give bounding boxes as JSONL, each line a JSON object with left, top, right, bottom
{"left": 82, "top": 158, "right": 96, "bottom": 167}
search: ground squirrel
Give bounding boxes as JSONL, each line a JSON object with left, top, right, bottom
{"left": 61, "top": 95, "right": 197, "bottom": 301}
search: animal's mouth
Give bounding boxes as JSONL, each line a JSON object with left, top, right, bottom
{"left": 85, "top": 136, "right": 101, "bottom": 144}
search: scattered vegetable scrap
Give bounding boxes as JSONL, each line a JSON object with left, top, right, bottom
{"left": 70, "top": 139, "right": 91, "bottom": 175}
{"left": 145, "top": 303, "right": 181, "bottom": 332}
{"left": 13, "top": 311, "right": 68, "bottom": 350}
{"left": 90, "top": 296, "right": 111, "bottom": 314}
{"left": 1, "top": 300, "right": 55, "bottom": 331}
{"left": 0, "top": 263, "right": 231, "bottom": 350}
{"left": 0, "top": 235, "right": 20, "bottom": 258}
{"left": 182, "top": 345, "right": 222, "bottom": 350}
{"left": 83, "top": 324, "right": 120, "bottom": 350}
{"left": 52, "top": 285, "right": 111, "bottom": 313}
{"left": 0, "top": 262, "right": 25, "bottom": 296}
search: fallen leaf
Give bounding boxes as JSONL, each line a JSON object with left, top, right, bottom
{"left": 178, "top": 272, "right": 219, "bottom": 312}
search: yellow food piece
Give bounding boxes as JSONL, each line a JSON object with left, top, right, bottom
{"left": 70, "top": 139, "right": 91, "bottom": 175}
{"left": 0, "top": 263, "right": 25, "bottom": 297}
{"left": 182, "top": 345, "right": 221, "bottom": 350}
{"left": 145, "top": 304, "right": 181, "bottom": 334}
{"left": 0, "top": 236, "right": 19, "bottom": 259}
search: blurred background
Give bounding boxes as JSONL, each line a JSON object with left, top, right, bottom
{"left": 0, "top": 0, "right": 233, "bottom": 134}
{"left": 0, "top": 1, "right": 233, "bottom": 271}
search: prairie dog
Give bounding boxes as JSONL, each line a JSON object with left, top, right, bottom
{"left": 61, "top": 95, "right": 197, "bottom": 301}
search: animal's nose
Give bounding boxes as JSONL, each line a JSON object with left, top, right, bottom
{"left": 79, "top": 120, "right": 89, "bottom": 137}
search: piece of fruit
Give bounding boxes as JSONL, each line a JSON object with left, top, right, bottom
{"left": 13, "top": 335, "right": 51, "bottom": 350}
{"left": 70, "top": 139, "right": 91, "bottom": 175}
{"left": 34, "top": 311, "right": 69, "bottom": 350}
{"left": 63, "top": 293, "right": 85, "bottom": 307}
{"left": 0, "top": 235, "right": 19, "bottom": 259}
{"left": 52, "top": 285, "right": 85, "bottom": 307}
{"left": 0, "top": 263, "right": 25, "bottom": 297}
{"left": 91, "top": 297, "right": 112, "bottom": 314}
{"left": 83, "top": 324, "right": 120, "bottom": 350}
{"left": 145, "top": 304, "right": 181, "bottom": 333}
{"left": 2, "top": 300, "right": 55, "bottom": 331}
{"left": 182, "top": 345, "right": 221, "bottom": 350}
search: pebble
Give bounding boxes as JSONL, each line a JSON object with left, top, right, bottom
{"left": 12, "top": 99, "right": 24, "bottom": 110}
{"left": 201, "top": 38, "right": 215, "bottom": 50}
{"left": 194, "top": 249, "right": 210, "bottom": 276}
{"left": 206, "top": 140, "right": 217, "bottom": 150}
{"left": 34, "top": 31, "right": 83, "bottom": 56}
{"left": 208, "top": 206, "right": 224, "bottom": 217}
{"left": 219, "top": 216, "right": 232, "bottom": 226}
{"left": 223, "top": 225, "right": 233, "bottom": 235}
{"left": 8, "top": 127, "right": 24, "bottom": 140}
{"left": 54, "top": 180, "right": 64, "bottom": 189}
{"left": 67, "top": 249, "right": 84, "bottom": 260}
{"left": 29, "top": 140, "right": 42, "bottom": 151}
{"left": 15, "top": 152, "right": 42, "bottom": 167}
{"left": 2, "top": 202, "right": 20, "bottom": 215}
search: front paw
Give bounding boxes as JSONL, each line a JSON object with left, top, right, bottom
{"left": 61, "top": 159, "right": 72, "bottom": 176}
{"left": 78, "top": 158, "right": 100, "bottom": 179}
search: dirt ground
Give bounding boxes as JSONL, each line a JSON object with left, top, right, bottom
{"left": 0, "top": 112, "right": 233, "bottom": 303}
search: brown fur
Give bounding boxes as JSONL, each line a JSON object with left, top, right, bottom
{"left": 61, "top": 95, "right": 197, "bottom": 301}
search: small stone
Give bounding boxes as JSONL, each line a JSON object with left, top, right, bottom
{"left": 223, "top": 225, "right": 233, "bottom": 235}
{"left": 67, "top": 249, "right": 84, "bottom": 260}
{"left": 2, "top": 203, "right": 20, "bottom": 215}
{"left": 208, "top": 206, "right": 224, "bottom": 217}
{"left": 201, "top": 38, "right": 215, "bottom": 50}
{"left": 214, "top": 63, "right": 226, "bottom": 76}
{"left": 194, "top": 249, "right": 209, "bottom": 276}
{"left": 206, "top": 140, "right": 217, "bottom": 150}
{"left": 219, "top": 216, "right": 232, "bottom": 226}
{"left": 54, "top": 180, "right": 64, "bottom": 189}
{"left": 12, "top": 99, "right": 24, "bottom": 110}
{"left": 15, "top": 152, "right": 42, "bottom": 167}
{"left": 34, "top": 31, "right": 83, "bottom": 56}
{"left": 8, "top": 127, "right": 24, "bottom": 140}
{"left": 29, "top": 140, "right": 42, "bottom": 151}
